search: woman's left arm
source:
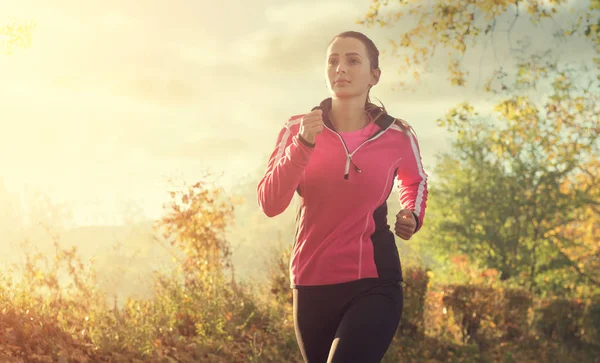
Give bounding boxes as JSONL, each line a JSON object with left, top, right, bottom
{"left": 396, "top": 126, "right": 428, "bottom": 235}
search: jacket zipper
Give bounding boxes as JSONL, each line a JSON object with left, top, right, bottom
{"left": 325, "top": 122, "right": 395, "bottom": 180}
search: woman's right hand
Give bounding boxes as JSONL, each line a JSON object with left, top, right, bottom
{"left": 299, "top": 109, "right": 324, "bottom": 145}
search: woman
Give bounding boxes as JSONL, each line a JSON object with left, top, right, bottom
{"left": 257, "top": 31, "right": 428, "bottom": 363}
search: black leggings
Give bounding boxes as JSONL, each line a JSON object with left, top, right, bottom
{"left": 293, "top": 278, "right": 403, "bottom": 363}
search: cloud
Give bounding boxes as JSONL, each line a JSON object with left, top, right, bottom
{"left": 232, "top": 1, "right": 368, "bottom": 74}
{"left": 223, "top": 0, "right": 573, "bottom": 109}
{"left": 4, "top": 0, "right": 594, "bottom": 190}
{"left": 163, "top": 136, "right": 251, "bottom": 160}
{"left": 119, "top": 78, "right": 199, "bottom": 105}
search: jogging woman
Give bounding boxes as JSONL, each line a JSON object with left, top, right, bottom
{"left": 257, "top": 31, "right": 429, "bottom": 363}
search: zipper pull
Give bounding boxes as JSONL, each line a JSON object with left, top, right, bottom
{"left": 344, "top": 156, "right": 351, "bottom": 180}
{"left": 350, "top": 155, "right": 361, "bottom": 173}
{"left": 344, "top": 156, "right": 361, "bottom": 179}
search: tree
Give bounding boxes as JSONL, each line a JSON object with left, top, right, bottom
{"left": 153, "top": 176, "right": 236, "bottom": 295}
{"left": 425, "top": 61, "right": 599, "bottom": 294}
{"left": 0, "top": 17, "right": 36, "bottom": 55}
{"left": 549, "top": 157, "right": 600, "bottom": 291}
{"left": 358, "top": 0, "right": 599, "bottom": 90}
{"left": 359, "top": 0, "right": 599, "bottom": 297}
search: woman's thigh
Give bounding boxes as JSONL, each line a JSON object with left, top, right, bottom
{"left": 293, "top": 287, "right": 342, "bottom": 363}
{"left": 327, "top": 282, "right": 403, "bottom": 363}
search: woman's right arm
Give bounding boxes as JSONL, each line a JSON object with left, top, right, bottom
{"left": 257, "top": 116, "right": 314, "bottom": 217}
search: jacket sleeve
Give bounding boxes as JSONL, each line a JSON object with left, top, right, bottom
{"left": 257, "top": 117, "right": 314, "bottom": 217}
{"left": 396, "top": 126, "right": 428, "bottom": 233}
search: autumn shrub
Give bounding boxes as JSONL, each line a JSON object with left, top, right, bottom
{"left": 265, "top": 242, "right": 293, "bottom": 307}
{"left": 397, "top": 265, "right": 429, "bottom": 338}
{"left": 2, "top": 176, "right": 598, "bottom": 362}
{"left": 250, "top": 293, "right": 299, "bottom": 362}
{"left": 0, "top": 302, "right": 97, "bottom": 363}
{"left": 502, "top": 288, "right": 533, "bottom": 339}
{"left": 244, "top": 243, "right": 301, "bottom": 362}
{"left": 137, "top": 178, "right": 300, "bottom": 362}
{"left": 441, "top": 284, "right": 502, "bottom": 345}
{"left": 435, "top": 283, "right": 533, "bottom": 348}
{"left": 386, "top": 327, "right": 481, "bottom": 362}
{"left": 423, "top": 288, "right": 463, "bottom": 344}
{"left": 0, "top": 179, "right": 281, "bottom": 362}
{"left": 135, "top": 179, "right": 288, "bottom": 361}
{"left": 582, "top": 295, "right": 600, "bottom": 346}
{"left": 477, "top": 335, "right": 600, "bottom": 363}
{"left": 0, "top": 233, "right": 105, "bottom": 362}
{"left": 534, "top": 297, "right": 587, "bottom": 345}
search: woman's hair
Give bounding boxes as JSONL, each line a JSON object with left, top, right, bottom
{"left": 329, "top": 31, "right": 387, "bottom": 124}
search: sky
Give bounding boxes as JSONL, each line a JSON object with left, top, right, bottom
{"left": 0, "top": 0, "right": 594, "bottom": 228}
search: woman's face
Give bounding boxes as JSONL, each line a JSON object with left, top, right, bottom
{"left": 325, "top": 37, "right": 380, "bottom": 99}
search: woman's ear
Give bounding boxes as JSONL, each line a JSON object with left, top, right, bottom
{"left": 371, "top": 68, "right": 381, "bottom": 86}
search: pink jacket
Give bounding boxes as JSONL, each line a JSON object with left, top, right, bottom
{"left": 257, "top": 98, "right": 428, "bottom": 287}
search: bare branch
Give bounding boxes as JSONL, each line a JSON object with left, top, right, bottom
{"left": 490, "top": 19, "right": 501, "bottom": 66}
{"left": 507, "top": 0, "right": 521, "bottom": 53}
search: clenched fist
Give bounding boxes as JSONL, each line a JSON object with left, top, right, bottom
{"left": 299, "top": 109, "right": 324, "bottom": 145}
{"left": 395, "top": 209, "right": 417, "bottom": 240}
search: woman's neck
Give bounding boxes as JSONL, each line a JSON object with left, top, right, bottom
{"left": 329, "top": 96, "right": 368, "bottom": 132}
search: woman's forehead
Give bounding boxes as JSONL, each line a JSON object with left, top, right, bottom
{"left": 327, "top": 37, "right": 367, "bottom": 56}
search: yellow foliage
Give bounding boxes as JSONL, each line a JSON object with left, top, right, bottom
{"left": 358, "top": 0, "right": 596, "bottom": 89}
{"left": 0, "top": 18, "right": 36, "bottom": 55}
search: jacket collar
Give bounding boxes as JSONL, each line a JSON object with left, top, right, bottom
{"left": 311, "top": 97, "right": 395, "bottom": 130}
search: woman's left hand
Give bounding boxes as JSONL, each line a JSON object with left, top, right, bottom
{"left": 395, "top": 209, "right": 416, "bottom": 240}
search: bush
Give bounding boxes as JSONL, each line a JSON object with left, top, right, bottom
{"left": 501, "top": 288, "right": 534, "bottom": 340}
{"left": 424, "top": 288, "right": 463, "bottom": 344}
{"left": 441, "top": 284, "right": 501, "bottom": 345}
{"left": 583, "top": 295, "right": 600, "bottom": 346}
{"left": 398, "top": 266, "right": 429, "bottom": 338}
{"left": 534, "top": 297, "right": 586, "bottom": 344}
{"left": 266, "top": 244, "right": 293, "bottom": 307}
{"left": 440, "top": 284, "right": 533, "bottom": 346}
{"left": 1, "top": 179, "right": 598, "bottom": 362}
